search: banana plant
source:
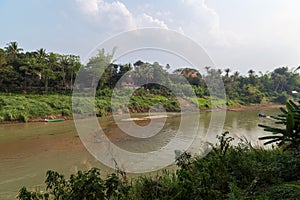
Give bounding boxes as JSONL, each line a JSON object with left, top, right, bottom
{"left": 259, "top": 100, "right": 300, "bottom": 149}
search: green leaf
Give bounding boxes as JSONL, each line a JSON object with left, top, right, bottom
{"left": 286, "top": 113, "right": 295, "bottom": 135}
{"left": 263, "top": 138, "right": 281, "bottom": 145}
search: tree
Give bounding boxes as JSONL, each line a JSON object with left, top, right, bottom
{"left": 224, "top": 68, "right": 230, "bottom": 78}
{"left": 172, "top": 67, "right": 201, "bottom": 86}
{"left": 132, "top": 63, "right": 143, "bottom": 86}
{"left": 248, "top": 69, "right": 255, "bottom": 76}
{"left": 4, "top": 41, "right": 23, "bottom": 59}
{"left": 41, "top": 52, "right": 58, "bottom": 93}
{"left": 18, "top": 168, "right": 130, "bottom": 200}
{"left": 0, "top": 48, "right": 6, "bottom": 67}
{"left": 65, "top": 55, "right": 81, "bottom": 90}
{"left": 271, "top": 67, "right": 288, "bottom": 92}
{"left": 19, "top": 55, "right": 39, "bottom": 93}
{"left": 36, "top": 48, "right": 47, "bottom": 60}
{"left": 0, "top": 65, "right": 18, "bottom": 92}
{"left": 85, "top": 48, "right": 115, "bottom": 90}
{"left": 247, "top": 69, "right": 256, "bottom": 85}
{"left": 259, "top": 100, "right": 300, "bottom": 150}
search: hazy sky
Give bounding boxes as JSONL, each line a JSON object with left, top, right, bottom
{"left": 1, "top": 0, "right": 299, "bottom": 74}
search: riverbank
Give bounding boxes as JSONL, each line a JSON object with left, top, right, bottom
{"left": 0, "top": 93, "right": 285, "bottom": 124}
{"left": 227, "top": 103, "right": 283, "bottom": 111}
{"left": 0, "top": 103, "right": 283, "bottom": 124}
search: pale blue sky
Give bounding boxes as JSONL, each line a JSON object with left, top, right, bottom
{"left": 1, "top": 0, "right": 299, "bottom": 74}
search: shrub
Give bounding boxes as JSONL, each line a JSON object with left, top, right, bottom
{"left": 259, "top": 100, "right": 300, "bottom": 150}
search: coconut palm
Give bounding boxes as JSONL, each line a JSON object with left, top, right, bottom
{"left": 248, "top": 69, "right": 256, "bottom": 84}
{"left": 224, "top": 68, "right": 230, "bottom": 78}
{"left": 4, "top": 41, "right": 23, "bottom": 59}
{"left": 248, "top": 69, "right": 255, "bottom": 77}
{"left": 36, "top": 48, "right": 47, "bottom": 61}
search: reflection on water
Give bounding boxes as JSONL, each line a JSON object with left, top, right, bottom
{"left": 0, "top": 108, "right": 281, "bottom": 199}
{"left": 101, "top": 114, "right": 180, "bottom": 153}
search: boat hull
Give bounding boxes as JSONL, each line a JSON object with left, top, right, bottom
{"left": 45, "top": 118, "right": 65, "bottom": 122}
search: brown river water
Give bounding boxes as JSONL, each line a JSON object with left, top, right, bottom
{"left": 0, "top": 109, "right": 281, "bottom": 199}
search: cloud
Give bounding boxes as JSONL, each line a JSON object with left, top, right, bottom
{"left": 75, "top": 0, "right": 239, "bottom": 47}
{"left": 137, "top": 14, "right": 168, "bottom": 29}
{"left": 76, "top": 0, "right": 168, "bottom": 32}
{"left": 180, "top": 0, "right": 242, "bottom": 48}
{"left": 76, "top": 0, "right": 135, "bottom": 31}
{"left": 76, "top": 0, "right": 99, "bottom": 16}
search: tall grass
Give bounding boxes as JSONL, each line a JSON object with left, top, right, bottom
{"left": 0, "top": 94, "right": 70, "bottom": 122}
{"left": 0, "top": 89, "right": 240, "bottom": 122}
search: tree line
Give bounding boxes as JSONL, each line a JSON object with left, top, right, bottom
{"left": 83, "top": 50, "right": 299, "bottom": 104}
{"left": 0, "top": 42, "right": 81, "bottom": 94}
{"left": 1, "top": 42, "right": 299, "bottom": 104}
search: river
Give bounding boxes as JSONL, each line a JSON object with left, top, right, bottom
{"left": 0, "top": 108, "right": 281, "bottom": 199}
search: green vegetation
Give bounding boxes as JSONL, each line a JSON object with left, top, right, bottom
{"left": 17, "top": 100, "right": 300, "bottom": 199}
{"left": 0, "top": 91, "right": 180, "bottom": 122}
{"left": 2, "top": 41, "right": 298, "bottom": 198}
{"left": 1, "top": 42, "right": 299, "bottom": 122}
{"left": 0, "top": 94, "right": 71, "bottom": 122}
{"left": 259, "top": 100, "right": 300, "bottom": 149}
{"left": 0, "top": 42, "right": 81, "bottom": 94}
{"left": 17, "top": 133, "right": 300, "bottom": 199}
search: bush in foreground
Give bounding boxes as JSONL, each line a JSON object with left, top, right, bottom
{"left": 18, "top": 132, "right": 300, "bottom": 200}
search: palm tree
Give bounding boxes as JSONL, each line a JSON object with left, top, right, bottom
{"left": 35, "top": 48, "right": 48, "bottom": 79}
{"left": 4, "top": 42, "right": 23, "bottom": 59}
{"left": 248, "top": 69, "right": 255, "bottom": 77}
{"left": 59, "top": 55, "right": 68, "bottom": 89}
{"left": 36, "top": 48, "right": 47, "bottom": 61}
{"left": 224, "top": 68, "right": 231, "bottom": 84}
{"left": 224, "top": 68, "right": 230, "bottom": 77}
{"left": 233, "top": 71, "right": 239, "bottom": 82}
{"left": 65, "top": 55, "right": 81, "bottom": 90}
{"left": 42, "top": 52, "right": 59, "bottom": 93}
{"left": 248, "top": 69, "right": 256, "bottom": 85}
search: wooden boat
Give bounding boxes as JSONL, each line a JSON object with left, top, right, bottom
{"left": 44, "top": 118, "right": 65, "bottom": 122}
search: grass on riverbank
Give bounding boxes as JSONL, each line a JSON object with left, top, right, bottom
{"left": 0, "top": 94, "right": 71, "bottom": 122}
{"left": 0, "top": 91, "right": 282, "bottom": 122}
{"left": 0, "top": 93, "right": 180, "bottom": 122}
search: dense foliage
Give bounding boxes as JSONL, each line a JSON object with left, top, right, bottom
{"left": 1, "top": 42, "right": 299, "bottom": 104}
{"left": 1, "top": 42, "right": 299, "bottom": 122}
{"left": 0, "top": 42, "right": 81, "bottom": 94}
{"left": 259, "top": 100, "right": 300, "bottom": 149}
{"left": 0, "top": 95, "right": 71, "bottom": 122}
{"left": 17, "top": 132, "right": 300, "bottom": 200}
